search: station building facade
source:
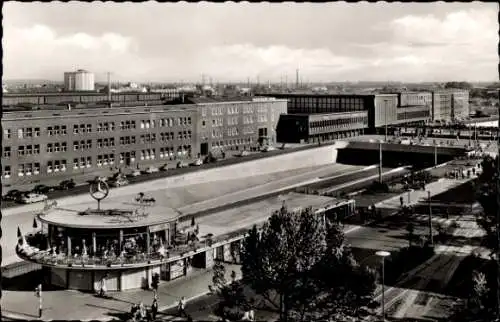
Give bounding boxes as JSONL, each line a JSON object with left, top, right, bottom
{"left": 263, "top": 93, "right": 432, "bottom": 144}
{"left": 1, "top": 97, "right": 286, "bottom": 193}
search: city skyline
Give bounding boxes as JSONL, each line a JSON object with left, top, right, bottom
{"left": 3, "top": 2, "right": 497, "bottom": 83}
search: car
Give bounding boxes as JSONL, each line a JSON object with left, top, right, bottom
{"left": 129, "top": 170, "right": 142, "bottom": 177}
{"left": 260, "top": 145, "right": 276, "bottom": 152}
{"left": 236, "top": 150, "right": 250, "bottom": 157}
{"left": 32, "top": 184, "right": 54, "bottom": 195}
{"left": 109, "top": 178, "right": 129, "bottom": 187}
{"left": 159, "top": 164, "right": 169, "bottom": 172}
{"left": 190, "top": 159, "right": 203, "bottom": 166}
{"left": 19, "top": 193, "right": 48, "bottom": 204}
{"left": 145, "top": 166, "right": 159, "bottom": 174}
{"left": 176, "top": 161, "right": 189, "bottom": 168}
{"left": 59, "top": 179, "right": 76, "bottom": 190}
{"left": 3, "top": 189, "right": 23, "bottom": 201}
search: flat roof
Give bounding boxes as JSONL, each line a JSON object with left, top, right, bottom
{"left": 192, "top": 192, "right": 345, "bottom": 238}
{"left": 38, "top": 199, "right": 179, "bottom": 229}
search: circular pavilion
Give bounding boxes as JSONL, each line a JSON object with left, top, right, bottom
{"left": 15, "top": 181, "right": 185, "bottom": 291}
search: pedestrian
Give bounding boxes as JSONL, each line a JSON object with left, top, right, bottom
{"left": 151, "top": 298, "right": 158, "bottom": 321}
{"left": 99, "top": 273, "right": 108, "bottom": 297}
{"left": 399, "top": 196, "right": 404, "bottom": 207}
{"left": 139, "top": 302, "right": 146, "bottom": 320}
{"left": 178, "top": 296, "right": 188, "bottom": 317}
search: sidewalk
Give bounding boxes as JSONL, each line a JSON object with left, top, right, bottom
{"left": 2, "top": 264, "right": 241, "bottom": 321}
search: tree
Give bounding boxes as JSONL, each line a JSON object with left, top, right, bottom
{"left": 209, "top": 261, "right": 249, "bottom": 321}
{"left": 241, "top": 207, "right": 376, "bottom": 322}
{"left": 476, "top": 155, "right": 498, "bottom": 256}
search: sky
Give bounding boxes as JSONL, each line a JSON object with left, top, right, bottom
{"left": 2, "top": 2, "right": 498, "bottom": 83}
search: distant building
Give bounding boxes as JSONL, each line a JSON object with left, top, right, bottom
{"left": 64, "top": 69, "right": 95, "bottom": 91}
{"left": 431, "top": 89, "right": 469, "bottom": 122}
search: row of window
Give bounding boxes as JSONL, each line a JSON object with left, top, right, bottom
{"left": 257, "top": 114, "right": 268, "bottom": 123}
{"left": 5, "top": 118, "right": 195, "bottom": 140}
{"left": 4, "top": 163, "right": 41, "bottom": 178}
{"left": 97, "top": 138, "right": 115, "bottom": 148}
{"left": 211, "top": 118, "right": 224, "bottom": 127}
{"left": 141, "top": 117, "right": 192, "bottom": 129}
{"left": 74, "top": 140, "right": 93, "bottom": 151}
{"left": 243, "top": 116, "right": 254, "bottom": 125}
{"left": 310, "top": 117, "right": 367, "bottom": 129}
{"left": 227, "top": 116, "right": 239, "bottom": 126}
{"left": 210, "top": 137, "right": 254, "bottom": 148}
{"left": 227, "top": 127, "right": 239, "bottom": 137}
{"left": 139, "top": 146, "right": 192, "bottom": 160}
{"left": 397, "top": 111, "right": 430, "bottom": 121}
{"left": 211, "top": 129, "right": 224, "bottom": 139}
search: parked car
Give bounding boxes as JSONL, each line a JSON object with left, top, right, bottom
{"left": 159, "top": 164, "right": 169, "bottom": 172}
{"left": 190, "top": 159, "right": 203, "bottom": 166}
{"left": 177, "top": 161, "right": 189, "bottom": 168}
{"left": 3, "top": 189, "right": 24, "bottom": 201}
{"left": 109, "top": 178, "right": 129, "bottom": 187}
{"left": 32, "top": 184, "right": 54, "bottom": 195}
{"left": 236, "top": 150, "right": 250, "bottom": 157}
{"left": 19, "top": 193, "right": 48, "bottom": 204}
{"left": 128, "top": 170, "right": 142, "bottom": 177}
{"left": 59, "top": 179, "right": 76, "bottom": 190}
{"left": 145, "top": 166, "right": 159, "bottom": 174}
{"left": 260, "top": 145, "right": 276, "bottom": 152}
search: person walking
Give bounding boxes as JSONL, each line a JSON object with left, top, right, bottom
{"left": 178, "top": 296, "right": 188, "bottom": 317}
{"left": 151, "top": 298, "right": 158, "bottom": 321}
{"left": 99, "top": 273, "right": 108, "bottom": 297}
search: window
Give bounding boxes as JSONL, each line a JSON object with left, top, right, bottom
{"left": 61, "top": 125, "right": 67, "bottom": 135}
{"left": 3, "top": 166, "right": 11, "bottom": 178}
{"left": 18, "top": 146, "right": 25, "bottom": 156}
{"left": 34, "top": 163, "right": 40, "bottom": 174}
{"left": 73, "top": 124, "right": 79, "bottom": 134}
{"left": 34, "top": 127, "right": 40, "bottom": 137}
{"left": 25, "top": 164, "right": 32, "bottom": 176}
{"left": 86, "top": 124, "right": 91, "bottom": 133}
{"left": 54, "top": 143, "right": 60, "bottom": 152}
{"left": 4, "top": 129, "right": 11, "bottom": 139}
{"left": 86, "top": 140, "right": 92, "bottom": 149}
{"left": 47, "top": 161, "right": 53, "bottom": 173}
{"left": 3, "top": 147, "right": 11, "bottom": 158}
{"left": 73, "top": 141, "right": 79, "bottom": 151}
{"left": 73, "top": 158, "right": 79, "bottom": 169}
{"left": 86, "top": 157, "right": 92, "bottom": 167}
{"left": 61, "top": 160, "right": 67, "bottom": 172}
{"left": 61, "top": 142, "right": 67, "bottom": 152}
{"left": 18, "top": 164, "right": 25, "bottom": 177}
{"left": 26, "top": 128, "right": 33, "bottom": 138}
{"left": 18, "top": 128, "right": 24, "bottom": 139}
{"left": 47, "top": 143, "right": 53, "bottom": 153}
{"left": 54, "top": 125, "right": 60, "bottom": 135}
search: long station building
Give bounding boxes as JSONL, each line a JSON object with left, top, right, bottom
{"left": 2, "top": 93, "right": 286, "bottom": 193}
{"left": 260, "top": 90, "right": 469, "bottom": 144}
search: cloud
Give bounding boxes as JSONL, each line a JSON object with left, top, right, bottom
{"left": 2, "top": 4, "right": 497, "bottom": 82}
{"left": 3, "top": 24, "right": 138, "bottom": 79}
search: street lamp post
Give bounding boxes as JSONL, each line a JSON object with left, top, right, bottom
{"left": 384, "top": 100, "right": 389, "bottom": 142}
{"left": 434, "top": 144, "right": 438, "bottom": 167}
{"left": 427, "top": 190, "right": 434, "bottom": 246}
{"left": 376, "top": 250, "right": 391, "bottom": 321}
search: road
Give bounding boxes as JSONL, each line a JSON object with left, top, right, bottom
{"left": 348, "top": 134, "right": 498, "bottom": 154}
{"left": 2, "top": 163, "right": 367, "bottom": 267}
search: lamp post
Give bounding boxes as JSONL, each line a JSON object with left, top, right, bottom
{"left": 384, "top": 99, "right": 389, "bottom": 142}
{"left": 427, "top": 190, "right": 434, "bottom": 246}
{"left": 434, "top": 144, "right": 438, "bottom": 167}
{"left": 376, "top": 250, "right": 391, "bottom": 321}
